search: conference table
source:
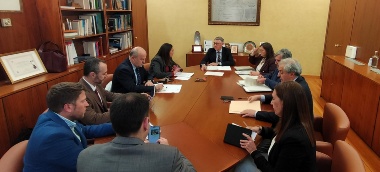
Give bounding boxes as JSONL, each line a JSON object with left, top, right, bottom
{"left": 95, "top": 66, "right": 273, "bottom": 171}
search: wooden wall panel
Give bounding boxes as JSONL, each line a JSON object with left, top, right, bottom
{"left": 0, "top": 0, "right": 42, "bottom": 81}
{"left": 47, "top": 72, "right": 80, "bottom": 89}
{"left": 340, "top": 71, "right": 379, "bottom": 145}
{"left": 0, "top": 99, "right": 11, "bottom": 156}
{"left": 3, "top": 84, "right": 48, "bottom": 144}
{"left": 106, "top": 57, "right": 118, "bottom": 74}
{"left": 320, "top": 57, "right": 345, "bottom": 106}
{"left": 350, "top": 0, "right": 380, "bottom": 64}
{"left": 372, "top": 97, "right": 380, "bottom": 156}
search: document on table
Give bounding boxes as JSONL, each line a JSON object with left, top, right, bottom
{"left": 239, "top": 75, "right": 258, "bottom": 80}
{"left": 235, "top": 71, "right": 251, "bottom": 75}
{"left": 204, "top": 71, "right": 224, "bottom": 76}
{"left": 243, "top": 85, "right": 272, "bottom": 92}
{"left": 234, "top": 66, "right": 254, "bottom": 71}
{"left": 229, "top": 101, "right": 261, "bottom": 114}
{"left": 156, "top": 84, "right": 182, "bottom": 93}
{"left": 175, "top": 72, "right": 194, "bottom": 78}
{"left": 207, "top": 66, "right": 231, "bottom": 71}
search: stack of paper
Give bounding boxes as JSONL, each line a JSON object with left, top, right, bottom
{"left": 207, "top": 66, "right": 231, "bottom": 71}
{"left": 235, "top": 71, "right": 251, "bottom": 75}
{"left": 204, "top": 71, "right": 224, "bottom": 76}
{"left": 229, "top": 101, "right": 261, "bottom": 114}
{"left": 175, "top": 72, "right": 194, "bottom": 80}
{"left": 234, "top": 66, "right": 254, "bottom": 71}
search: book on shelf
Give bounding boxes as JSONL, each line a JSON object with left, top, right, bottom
{"left": 83, "top": 41, "right": 99, "bottom": 57}
{"left": 109, "top": 37, "right": 122, "bottom": 50}
{"left": 65, "top": 41, "right": 78, "bottom": 65}
{"left": 60, "top": 6, "right": 76, "bottom": 9}
{"left": 74, "top": 0, "right": 103, "bottom": 9}
{"left": 110, "top": 30, "right": 132, "bottom": 50}
{"left": 64, "top": 32, "right": 78, "bottom": 38}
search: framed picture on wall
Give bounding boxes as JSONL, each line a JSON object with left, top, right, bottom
{"left": 192, "top": 45, "right": 203, "bottom": 53}
{"left": 208, "top": 0, "right": 261, "bottom": 26}
{"left": 0, "top": 0, "right": 23, "bottom": 12}
{"left": 0, "top": 49, "right": 47, "bottom": 84}
{"left": 231, "top": 45, "right": 238, "bottom": 54}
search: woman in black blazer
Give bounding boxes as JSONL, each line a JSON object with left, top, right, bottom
{"left": 236, "top": 81, "right": 316, "bottom": 172}
{"left": 249, "top": 42, "right": 277, "bottom": 76}
{"left": 149, "top": 43, "right": 182, "bottom": 79}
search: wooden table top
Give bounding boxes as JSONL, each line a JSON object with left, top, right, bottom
{"left": 96, "top": 66, "right": 272, "bottom": 171}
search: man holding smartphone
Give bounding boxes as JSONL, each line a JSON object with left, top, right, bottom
{"left": 77, "top": 93, "right": 195, "bottom": 172}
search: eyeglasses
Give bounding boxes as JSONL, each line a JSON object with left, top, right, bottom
{"left": 213, "top": 42, "right": 222, "bottom": 45}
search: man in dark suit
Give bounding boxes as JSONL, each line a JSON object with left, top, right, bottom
{"left": 79, "top": 58, "right": 122, "bottom": 125}
{"left": 24, "top": 82, "right": 114, "bottom": 172}
{"left": 241, "top": 58, "right": 313, "bottom": 125}
{"left": 77, "top": 93, "right": 195, "bottom": 172}
{"left": 112, "top": 47, "right": 163, "bottom": 95}
{"left": 200, "top": 36, "right": 235, "bottom": 71}
{"left": 256, "top": 48, "right": 292, "bottom": 90}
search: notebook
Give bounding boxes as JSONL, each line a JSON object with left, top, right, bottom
{"left": 223, "top": 123, "right": 255, "bottom": 147}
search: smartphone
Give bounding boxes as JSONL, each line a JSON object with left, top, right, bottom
{"left": 148, "top": 126, "right": 160, "bottom": 143}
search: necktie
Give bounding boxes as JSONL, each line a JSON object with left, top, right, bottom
{"left": 217, "top": 52, "right": 221, "bottom": 62}
{"left": 135, "top": 68, "right": 141, "bottom": 85}
{"left": 94, "top": 89, "right": 103, "bottom": 105}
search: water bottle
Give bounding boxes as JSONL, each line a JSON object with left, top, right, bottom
{"left": 371, "top": 51, "right": 379, "bottom": 68}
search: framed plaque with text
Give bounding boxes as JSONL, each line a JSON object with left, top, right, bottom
{"left": 208, "top": 0, "right": 261, "bottom": 26}
{"left": 0, "top": 49, "right": 47, "bottom": 84}
{"left": 192, "top": 45, "right": 203, "bottom": 53}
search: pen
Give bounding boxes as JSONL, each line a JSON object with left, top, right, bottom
{"left": 243, "top": 121, "right": 248, "bottom": 127}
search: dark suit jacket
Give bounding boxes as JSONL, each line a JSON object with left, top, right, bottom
{"left": 200, "top": 47, "right": 235, "bottom": 66}
{"left": 263, "top": 68, "right": 280, "bottom": 90}
{"left": 256, "top": 76, "right": 314, "bottom": 125}
{"left": 149, "top": 55, "right": 181, "bottom": 79}
{"left": 79, "top": 78, "right": 122, "bottom": 125}
{"left": 111, "top": 58, "right": 154, "bottom": 94}
{"left": 251, "top": 125, "right": 316, "bottom": 172}
{"left": 77, "top": 137, "right": 196, "bottom": 172}
{"left": 249, "top": 55, "right": 276, "bottom": 75}
{"left": 23, "top": 110, "right": 114, "bottom": 172}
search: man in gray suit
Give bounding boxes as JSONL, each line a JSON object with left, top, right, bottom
{"left": 77, "top": 93, "right": 195, "bottom": 172}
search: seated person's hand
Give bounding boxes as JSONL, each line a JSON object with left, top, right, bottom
{"left": 257, "top": 78, "right": 266, "bottom": 84}
{"left": 157, "top": 137, "right": 169, "bottom": 145}
{"left": 248, "top": 95, "right": 261, "bottom": 102}
{"left": 240, "top": 133, "right": 257, "bottom": 154}
{"left": 201, "top": 64, "right": 207, "bottom": 71}
{"left": 250, "top": 47, "right": 259, "bottom": 56}
{"left": 258, "top": 75, "right": 264, "bottom": 79}
{"left": 240, "top": 109, "right": 256, "bottom": 118}
{"left": 145, "top": 80, "right": 154, "bottom": 86}
{"left": 209, "top": 62, "right": 218, "bottom": 66}
{"left": 250, "top": 71, "right": 260, "bottom": 76}
{"left": 155, "top": 83, "right": 164, "bottom": 91}
{"left": 247, "top": 126, "right": 261, "bottom": 133}
{"left": 173, "top": 67, "right": 181, "bottom": 75}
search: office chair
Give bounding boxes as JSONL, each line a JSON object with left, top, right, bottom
{"left": 0, "top": 140, "right": 28, "bottom": 172}
{"left": 314, "top": 103, "right": 350, "bottom": 156}
{"left": 316, "top": 140, "right": 365, "bottom": 172}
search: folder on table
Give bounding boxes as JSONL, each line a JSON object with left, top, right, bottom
{"left": 223, "top": 123, "right": 253, "bottom": 147}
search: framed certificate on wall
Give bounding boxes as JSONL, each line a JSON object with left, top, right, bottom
{"left": 208, "top": 0, "right": 261, "bottom": 26}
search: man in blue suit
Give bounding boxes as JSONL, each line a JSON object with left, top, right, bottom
{"left": 23, "top": 82, "right": 114, "bottom": 172}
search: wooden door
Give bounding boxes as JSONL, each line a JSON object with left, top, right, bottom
{"left": 323, "top": 0, "right": 356, "bottom": 56}
{"left": 132, "top": 0, "right": 149, "bottom": 59}
{"left": 350, "top": 0, "right": 380, "bottom": 64}
{"left": 321, "top": 57, "right": 346, "bottom": 106}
